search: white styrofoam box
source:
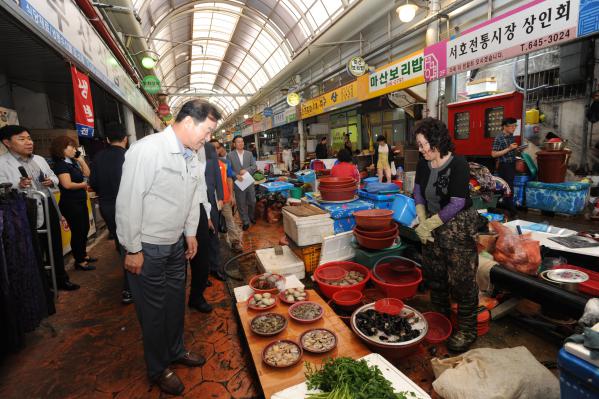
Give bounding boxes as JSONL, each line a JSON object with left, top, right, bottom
{"left": 233, "top": 275, "right": 304, "bottom": 303}
{"left": 283, "top": 209, "right": 334, "bottom": 247}
{"left": 564, "top": 342, "right": 599, "bottom": 368}
{"left": 466, "top": 78, "right": 497, "bottom": 95}
{"left": 256, "top": 245, "right": 305, "bottom": 280}
{"left": 319, "top": 231, "right": 355, "bottom": 265}
{"left": 272, "top": 353, "right": 431, "bottom": 399}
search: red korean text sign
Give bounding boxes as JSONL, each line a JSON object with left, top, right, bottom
{"left": 70, "top": 65, "right": 95, "bottom": 138}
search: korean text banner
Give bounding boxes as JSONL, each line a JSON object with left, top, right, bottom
{"left": 300, "top": 81, "right": 358, "bottom": 119}
{"left": 425, "top": 0, "right": 581, "bottom": 81}
{"left": 364, "top": 51, "right": 425, "bottom": 99}
{"left": 70, "top": 65, "right": 95, "bottom": 138}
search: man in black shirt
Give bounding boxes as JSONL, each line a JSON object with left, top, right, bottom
{"left": 315, "top": 136, "right": 329, "bottom": 159}
{"left": 89, "top": 128, "right": 131, "bottom": 304}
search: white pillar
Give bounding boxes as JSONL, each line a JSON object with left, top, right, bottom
{"left": 426, "top": 0, "right": 440, "bottom": 119}
{"left": 298, "top": 119, "right": 305, "bottom": 163}
{"left": 123, "top": 105, "right": 137, "bottom": 144}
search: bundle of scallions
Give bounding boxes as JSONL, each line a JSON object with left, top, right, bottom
{"left": 304, "top": 357, "right": 418, "bottom": 399}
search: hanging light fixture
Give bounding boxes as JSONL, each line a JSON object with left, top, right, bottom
{"left": 396, "top": 1, "right": 419, "bottom": 23}
{"left": 141, "top": 56, "right": 157, "bottom": 69}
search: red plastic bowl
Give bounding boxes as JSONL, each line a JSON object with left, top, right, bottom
{"left": 319, "top": 177, "right": 356, "bottom": 185}
{"left": 278, "top": 289, "right": 310, "bottom": 305}
{"left": 320, "top": 183, "right": 357, "bottom": 191}
{"left": 319, "top": 187, "right": 356, "bottom": 201}
{"left": 423, "top": 312, "right": 452, "bottom": 344}
{"left": 315, "top": 266, "right": 347, "bottom": 283}
{"left": 314, "top": 261, "right": 371, "bottom": 299}
{"left": 332, "top": 290, "right": 363, "bottom": 307}
{"left": 247, "top": 295, "right": 277, "bottom": 311}
{"left": 370, "top": 266, "right": 422, "bottom": 299}
{"left": 288, "top": 301, "right": 324, "bottom": 324}
{"left": 249, "top": 273, "right": 286, "bottom": 295}
{"left": 374, "top": 298, "right": 404, "bottom": 315}
{"left": 353, "top": 210, "right": 394, "bottom": 230}
{"left": 354, "top": 229, "right": 397, "bottom": 250}
{"left": 354, "top": 224, "right": 398, "bottom": 238}
{"left": 261, "top": 339, "right": 303, "bottom": 368}
{"left": 353, "top": 209, "right": 394, "bottom": 218}
{"left": 300, "top": 328, "right": 338, "bottom": 354}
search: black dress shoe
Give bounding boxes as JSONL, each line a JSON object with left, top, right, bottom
{"left": 84, "top": 257, "right": 98, "bottom": 263}
{"left": 205, "top": 279, "right": 213, "bottom": 287}
{"left": 210, "top": 270, "right": 226, "bottom": 281}
{"left": 58, "top": 280, "right": 80, "bottom": 291}
{"left": 75, "top": 263, "right": 96, "bottom": 271}
{"left": 121, "top": 290, "right": 133, "bottom": 305}
{"left": 174, "top": 351, "right": 206, "bottom": 367}
{"left": 188, "top": 300, "right": 213, "bottom": 313}
{"left": 154, "top": 368, "right": 184, "bottom": 396}
{"left": 242, "top": 223, "right": 250, "bottom": 231}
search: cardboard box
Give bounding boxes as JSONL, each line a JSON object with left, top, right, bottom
{"left": 28, "top": 129, "right": 79, "bottom": 158}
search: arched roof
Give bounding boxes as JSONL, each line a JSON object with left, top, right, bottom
{"left": 131, "top": 0, "right": 357, "bottom": 117}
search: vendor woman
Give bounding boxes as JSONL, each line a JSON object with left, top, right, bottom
{"left": 413, "top": 117, "right": 479, "bottom": 352}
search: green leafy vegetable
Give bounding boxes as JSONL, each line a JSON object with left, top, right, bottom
{"left": 304, "top": 357, "right": 418, "bottom": 399}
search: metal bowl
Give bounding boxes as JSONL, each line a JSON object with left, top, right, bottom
{"left": 350, "top": 302, "right": 428, "bottom": 349}
{"left": 543, "top": 141, "right": 566, "bottom": 151}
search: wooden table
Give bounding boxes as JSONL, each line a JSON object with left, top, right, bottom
{"left": 236, "top": 290, "right": 370, "bottom": 398}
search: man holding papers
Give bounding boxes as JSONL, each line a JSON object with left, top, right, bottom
{"left": 228, "top": 135, "right": 257, "bottom": 231}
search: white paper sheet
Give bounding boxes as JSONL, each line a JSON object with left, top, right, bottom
{"left": 234, "top": 171, "right": 255, "bottom": 191}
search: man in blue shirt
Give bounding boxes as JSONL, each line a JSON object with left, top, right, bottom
{"left": 491, "top": 117, "right": 519, "bottom": 214}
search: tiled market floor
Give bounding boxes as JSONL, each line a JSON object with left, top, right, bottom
{"left": 0, "top": 215, "right": 565, "bottom": 398}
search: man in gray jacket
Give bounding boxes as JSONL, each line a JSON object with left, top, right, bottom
{"left": 116, "top": 100, "right": 220, "bottom": 395}
{"left": 227, "top": 135, "right": 257, "bottom": 230}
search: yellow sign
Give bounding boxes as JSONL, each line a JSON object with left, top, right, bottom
{"left": 357, "top": 50, "right": 425, "bottom": 101}
{"left": 286, "top": 92, "right": 300, "bottom": 106}
{"left": 54, "top": 191, "right": 96, "bottom": 255}
{"left": 300, "top": 81, "right": 358, "bottom": 119}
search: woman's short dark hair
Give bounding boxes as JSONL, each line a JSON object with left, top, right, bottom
{"left": 50, "top": 135, "right": 78, "bottom": 160}
{"left": 376, "top": 135, "right": 386, "bottom": 142}
{"left": 175, "top": 100, "right": 222, "bottom": 123}
{"left": 337, "top": 148, "right": 353, "bottom": 163}
{"left": 413, "top": 117, "right": 455, "bottom": 157}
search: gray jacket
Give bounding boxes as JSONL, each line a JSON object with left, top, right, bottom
{"left": 227, "top": 150, "right": 257, "bottom": 176}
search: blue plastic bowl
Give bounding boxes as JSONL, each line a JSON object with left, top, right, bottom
{"left": 391, "top": 194, "right": 417, "bottom": 226}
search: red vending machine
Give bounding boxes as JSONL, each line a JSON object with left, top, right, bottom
{"left": 448, "top": 91, "right": 523, "bottom": 161}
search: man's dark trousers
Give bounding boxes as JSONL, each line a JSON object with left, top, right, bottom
{"left": 99, "top": 199, "right": 129, "bottom": 291}
{"left": 189, "top": 203, "right": 219, "bottom": 303}
{"left": 127, "top": 237, "right": 186, "bottom": 380}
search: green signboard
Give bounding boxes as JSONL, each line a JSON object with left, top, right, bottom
{"left": 142, "top": 75, "right": 161, "bottom": 94}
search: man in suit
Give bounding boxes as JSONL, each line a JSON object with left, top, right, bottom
{"left": 188, "top": 141, "right": 225, "bottom": 313}
{"left": 89, "top": 127, "right": 131, "bottom": 304}
{"left": 0, "top": 125, "right": 79, "bottom": 291}
{"left": 227, "top": 135, "right": 257, "bottom": 230}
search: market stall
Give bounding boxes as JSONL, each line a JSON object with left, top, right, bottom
{"left": 236, "top": 289, "right": 371, "bottom": 398}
